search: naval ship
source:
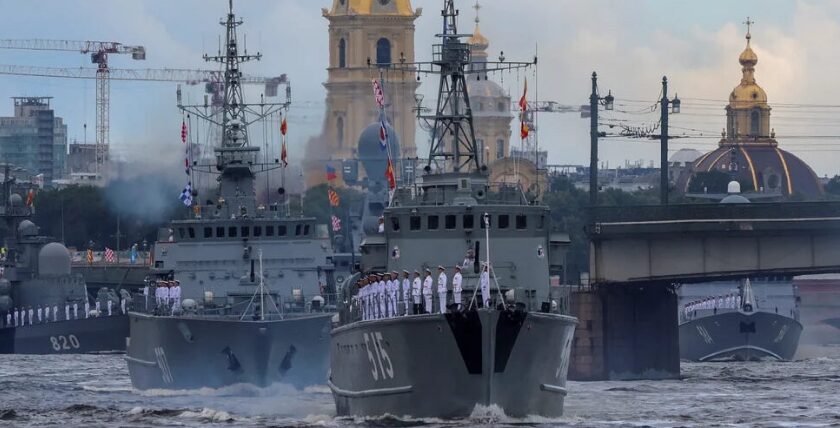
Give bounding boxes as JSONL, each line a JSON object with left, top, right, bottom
{"left": 125, "top": 1, "right": 335, "bottom": 390}
{"left": 328, "top": 0, "right": 577, "bottom": 418}
{"left": 0, "top": 166, "right": 128, "bottom": 354}
{"left": 679, "top": 278, "right": 802, "bottom": 361}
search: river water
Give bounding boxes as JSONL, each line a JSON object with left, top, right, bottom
{"left": 1, "top": 348, "right": 839, "bottom": 427}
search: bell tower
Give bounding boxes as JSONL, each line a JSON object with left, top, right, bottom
{"left": 307, "top": 0, "right": 421, "bottom": 187}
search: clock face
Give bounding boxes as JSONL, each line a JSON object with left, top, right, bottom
{"left": 379, "top": 0, "right": 390, "bottom": 5}
{"left": 339, "top": 0, "right": 345, "bottom": 5}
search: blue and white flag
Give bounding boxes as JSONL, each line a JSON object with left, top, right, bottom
{"left": 179, "top": 182, "right": 193, "bottom": 207}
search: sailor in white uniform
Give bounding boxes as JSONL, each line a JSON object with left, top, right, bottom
{"left": 65, "top": 304, "right": 70, "bottom": 321}
{"left": 401, "top": 270, "right": 411, "bottom": 316}
{"left": 52, "top": 305, "right": 58, "bottom": 322}
{"left": 437, "top": 266, "right": 448, "bottom": 314}
{"left": 384, "top": 274, "right": 394, "bottom": 317}
{"left": 5, "top": 311, "right": 10, "bottom": 327}
{"left": 452, "top": 265, "right": 463, "bottom": 311}
{"left": 480, "top": 263, "right": 491, "bottom": 308}
{"left": 107, "top": 299, "right": 113, "bottom": 316}
{"left": 37, "top": 306, "right": 43, "bottom": 323}
{"left": 143, "top": 283, "right": 150, "bottom": 310}
{"left": 422, "top": 269, "right": 433, "bottom": 314}
{"left": 73, "top": 303, "right": 78, "bottom": 319}
{"left": 13, "top": 308, "right": 19, "bottom": 326}
{"left": 172, "top": 280, "right": 182, "bottom": 314}
{"left": 411, "top": 270, "right": 422, "bottom": 314}
{"left": 27, "top": 307, "right": 33, "bottom": 325}
{"left": 390, "top": 272, "right": 399, "bottom": 317}
{"left": 160, "top": 282, "right": 170, "bottom": 311}
{"left": 377, "top": 274, "right": 387, "bottom": 319}
{"left": 95, "top": 300, "right": 101, "bottom": 316}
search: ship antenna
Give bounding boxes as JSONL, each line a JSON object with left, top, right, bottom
{"left": 383, "top": 0, "right": 535, "bottom": 173}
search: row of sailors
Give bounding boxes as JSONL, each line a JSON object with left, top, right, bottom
{"left": 684, "top": 294, "right": 743, "bottom": 316}
{"left": 356, "top": 264, "right": 492, "bottom": 320}
{"left": 2, "top": 299, "right": 126, "bottom": 328}
{"left": 142, "top": 280, "right": 182, "bottom": 314}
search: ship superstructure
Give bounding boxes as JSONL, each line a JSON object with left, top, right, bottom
{"left": 125, "top": 0, "right": 335, "bottom": 390}
{"left": 328, "top": 0, "right": 577, "bottom": 418}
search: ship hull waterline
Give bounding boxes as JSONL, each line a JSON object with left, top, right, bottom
{"left": 329, "top": 309, "right": 577, "bottom": 419}
{"left": 0, "top": 315, "right": 129, "bottom": 354}
{"left": 126, "top": 312, "right": 333, "bottom": 390}
{"left": 679, "top": 311, "right": 802, "bottom": 362}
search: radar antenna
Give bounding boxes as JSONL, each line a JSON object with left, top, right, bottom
{"left": 382, "top": 0, "right": 535, "bottom": 173}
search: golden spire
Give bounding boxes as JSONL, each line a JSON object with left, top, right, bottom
{"left": 729, "top": 17, "right": 767, "bottom": 110}
{"left": 468, "top": 0, "right": 489, "bottom": 52}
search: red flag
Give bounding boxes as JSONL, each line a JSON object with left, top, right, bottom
{"left": 25, "top": 189, "right": 34, "bottom": 207}
{"left": 520, "top": 121, "right": 530, "bottom": 140}
{"left": 181, "top": 120, "right": 187, "bottom": 143}
{"left": 280, "top": 117, "right": 289, "bottom": 167}
{"left": 372, "top": 79, "right": 385, "bottom": 109}
{"left": 518, "top": 78, "right": 528, "bottom": 112}
{"left": 385, "top": 158, "right": 396, "bottom": 190}
{"left": 280, "top": 117, "right": 287, "bottom": 136}
{"left": 326, "top": 165, "right": 337, "bottom": 181}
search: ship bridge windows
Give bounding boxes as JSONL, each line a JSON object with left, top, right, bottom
{"left": 178, "top": 228, "right": 186, "bottom": 239}
{"left": 278, "top": 225, "right": 287, "bottom": 236}
{"left": 241, "top": 226, "right": 250, "bottom": 238}
{"left": 216, "top": 226, "right": 224, "bottom": 238}
{"left": 410, "top": 216, "right": 421, "bottom": 231}
{"left": 516, "top": 215, "right": 527, "bottom": 230}
{"left": 228, "top": 226, "right": 237, "bottom": 238}
{"left": 427, "top": 215, "right": 439, "bottom": 230}
{"left": 304, "top": 224, "right": 311, "bottom": 236}
{"left": 254, "top": 226, "right": 262, "bottom": 237}
{"left": 390, "top": 217, "right": 400, "bottom": 232}
{"left": 295, "top": 224, "right": 302, "bottom": 236}
{"left": 498, "top": 215, "right": 510, "bottom": 230}
{"left": 204, "top": 227, "right": 213, "bottom": 238}
{"left": 445, "top": 215, "right": 457, "bottom": 230}
{"left": 463, "top": 214, "right": 474, "bottom": 229}
{"left": 266, "top": 225, "right": 275, "bottom": 236}
{"left": 537, "top": 215, "right": 545, "bottom": 230}
{"left": 188, "top": 227, "right": 195, "bottom": 239}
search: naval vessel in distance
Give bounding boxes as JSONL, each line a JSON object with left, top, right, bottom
{"left": 328, "top": 0, "right": 577, "bottom": 419}
{"left": 125, "top": 1, "right": 335, "bottom": 390}
{"left": 0, "top": 165, "right": 128, "bottom": 354}
{"left": 679, "top": 277, "right": 802, "bottom": 361}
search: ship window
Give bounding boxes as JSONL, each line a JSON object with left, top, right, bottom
{"left": 410, "top": 216, "right": 421, "bottom": 230}
{"left": 178, "top": 228, "right": 186, "bottom": 239}
{"left": 188, "top": 227, "right": 196, "bottom": 238}
{"left": 278, "top": 225, "right": 287, "bottom": 236}
{"left": 295, "top": 224, "right": 302, "bottom": 236}
{"left": 427, "top": 215, "right": 439, "bottom": 230}
{"left": 391, "top": 217, "right": 400, "bottom": 232}
{"left": 516, "top": 215, "right": 527, "bottom": 230}
{"left": 304, "top": 224, "right": 311, "bottom": 236}
{"left": 254, "top": 226, "right": 262, "bottom": 237}
{"left": 241, "top": 226, "right": 250, "bottom": 237}
{"left": 463, "top": 214, "right": 474, "bottom": 229}
{"left": 228, "top": 226, "right": 237, "bottom": 237}
{"left": 216, "top": 227, "right": 224, "bottom": 237}
{"left": 266, "top": 225, "right": 275, "bottom": 236}
{"left": 537, "top": 215, "right": 545, "bottom": 229}
{"left": 204, "top": 227, "right": 212, "bottom": 238}
{"left": 498, "top": 215, "right": 509, "bottom": 229}
{"left": 445, "top": 215, "right": 456, "bottom": 230}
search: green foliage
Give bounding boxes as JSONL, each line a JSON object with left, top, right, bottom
{"left": 687, "top": 171, "right": 732, "bottom": 194}
{"left": 826, "top": 176, "right": 840, "bottom": 196}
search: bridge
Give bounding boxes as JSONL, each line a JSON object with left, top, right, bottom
{"left": 570, "top": 201, "right": 840, "bottom": 381}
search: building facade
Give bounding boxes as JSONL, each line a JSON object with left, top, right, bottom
{"left": 306, "top": 0, "right": 421, "bottom": 187}
{"left": 0, "top": 97, "right": 67, "bottom": 184}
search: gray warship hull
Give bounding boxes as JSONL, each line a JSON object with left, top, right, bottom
{"left": 329, "top": 309, "right": 577, "bottom": 419}
{"left": 126, "top": 312, "right": 333, "bottom": 390}
{"left": 0, "top": 315, "right": 128, "bottom": 354}
{"left": 680, "top": 311, "right": 802, "bottom": 361}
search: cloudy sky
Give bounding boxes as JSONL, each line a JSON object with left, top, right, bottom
{"left": 2, "top": 0, "right": 840, "bottom": 176}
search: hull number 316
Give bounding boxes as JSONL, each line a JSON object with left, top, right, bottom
{"left": 363, "top": 332, "right": 394, "bottom": 381}
{"left": 50, "top": 335, "right": 80, "bottom": 351}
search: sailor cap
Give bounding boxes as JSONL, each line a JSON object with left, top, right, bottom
{"left": 425, "top": 268, "right": 432, "bottom": 273}
{"left": 454, "top": 265, "right": 461, "bottom": 270}
{"left": 437, "top": 265, "right": 445, "bottom": 270}
{"left": 403, "top": 270, "right": 410, "bottom": 274}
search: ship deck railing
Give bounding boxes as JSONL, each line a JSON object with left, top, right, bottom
{"left": 128, "top": 292, "right": 339, "bottom": 319}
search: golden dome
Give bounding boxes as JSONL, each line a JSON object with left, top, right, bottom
{"left": 729, "top": 30, "right": 767, "bottom": 108}
{"left": 468, "top": 24, "right": 490, "bottom": 51}
{"left": 330, "top": 0, "right": 414, "bottom": 16}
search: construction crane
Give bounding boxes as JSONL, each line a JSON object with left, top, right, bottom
{"left": 0, "top": 39, "right": 147, "bottom": 174}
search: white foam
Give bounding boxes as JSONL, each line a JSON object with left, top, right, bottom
{"left": 178, "top": 407, "right": 234, "bottom": 422}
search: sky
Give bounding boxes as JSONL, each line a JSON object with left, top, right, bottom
{"left": 1, "top": 0, "right": 840, "bottom": 177}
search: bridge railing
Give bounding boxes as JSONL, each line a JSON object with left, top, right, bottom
{"left": 588, "top": 201, "right": 840, "bottom": 224}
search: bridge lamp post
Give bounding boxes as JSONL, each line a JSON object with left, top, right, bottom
{"left": 659, "top": 76, "right": 681, "bottom": 205}
{"left": 589, "top": 72, "right": 614, "bottom": 207}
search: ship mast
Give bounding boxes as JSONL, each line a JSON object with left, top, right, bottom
{"left": 388, "top": 0, "right": 535, "bottom": 173}
{"left": 176, "top": 0, "right": 290, "bottom": 217}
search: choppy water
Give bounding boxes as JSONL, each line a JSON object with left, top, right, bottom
{"left": 2, "top": 348, "right": 840, "bottom": 427}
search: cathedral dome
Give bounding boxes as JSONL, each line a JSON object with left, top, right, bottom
{"left": 468, "top": 24, "right": 490, "bottom": 52}
{"left": 358, "top": 122, "right": 401, "bottom": 181}
{"left": 730, "top": 31, "right": 767, "bottom": 108}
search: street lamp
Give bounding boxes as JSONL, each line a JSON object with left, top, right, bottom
{"left": 589, "top": 72, "right": 615, "bottom": 207}
{"left": 660, "top": 76, "right": 681, "bottom": 205}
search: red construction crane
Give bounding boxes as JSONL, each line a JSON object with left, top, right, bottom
{"left": 0, "top": 39, "right": 146, "bottom": 174}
